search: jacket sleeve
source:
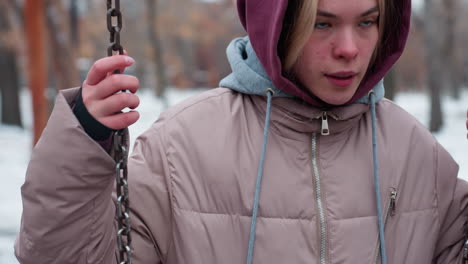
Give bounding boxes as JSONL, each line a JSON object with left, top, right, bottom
{"left": 432, "top": 143, "right": 468, "bottom": 264}
{"left": 14, "top": 87, "right": 173, "bottom": 264}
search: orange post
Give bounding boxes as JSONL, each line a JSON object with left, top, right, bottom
{"left": 24, "top": 0, "right": 48, "bottom": 145}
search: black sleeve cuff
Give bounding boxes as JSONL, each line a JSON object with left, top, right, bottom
{"left": 72, "top": 88, "right": 113, "bottom": 141}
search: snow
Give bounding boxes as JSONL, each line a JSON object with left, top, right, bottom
{"left": 0, "top": 87, "right": 467, "bottom": 263}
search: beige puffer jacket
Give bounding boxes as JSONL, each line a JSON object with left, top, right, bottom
{"left": 15, "top": 86, "right": 467, "bottom": 263}
{"left": 15, "top": 0, "right": 468, "bottom": 262}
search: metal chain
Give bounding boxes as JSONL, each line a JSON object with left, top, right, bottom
{"left": 107, "top": 1, "right": 132, "bottom": 263}
{"left": 107, "top": 0, "right": 123, "bottom": 56}
{"left": 113, "top": 130, "right": 132, "bottom": 264}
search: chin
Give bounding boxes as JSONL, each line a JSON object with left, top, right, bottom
{"left": 317, "top": 92, "right": 355, "bottom": 106}
{"left": 303, "top": 77, "right": 361, "bottom": 106}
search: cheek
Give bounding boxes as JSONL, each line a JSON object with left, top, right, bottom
{"left": 309, "top": 42, "right": 328, "bottom": 57}
{"left": 301, "top": 46, "right": 328, "bottom": 69}
{"left": 315, "top": 49, "right": 328, "bottom": 61}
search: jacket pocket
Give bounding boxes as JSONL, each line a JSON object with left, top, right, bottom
{"left": 372, "top": 187, "right": 398, "bottom": 264}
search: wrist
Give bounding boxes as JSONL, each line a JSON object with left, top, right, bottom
{"left": 73, "top": 88, "right": 113, "bottom": 141}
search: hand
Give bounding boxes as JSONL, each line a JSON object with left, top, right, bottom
{"left": 82, "top": 55, "right": 140, "bottom": 130}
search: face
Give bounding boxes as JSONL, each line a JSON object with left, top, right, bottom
{"left": 292, "top": 0, "right": 380, "bottom": 105}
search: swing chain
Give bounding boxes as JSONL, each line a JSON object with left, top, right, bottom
{"left": 113, "top": 130, "right": 132, "bottom": 264}
{"left": 107, "top": 0, "right": 124, "bottom": 56}
{"left": 107, "top": 0, "right": 132, "bottom": 263}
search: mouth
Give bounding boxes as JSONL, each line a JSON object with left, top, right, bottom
{"left": 324, "top": 71, "right": 357, "bottom": 87}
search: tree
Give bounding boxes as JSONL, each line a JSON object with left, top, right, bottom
{"left": 424, "top": 0, "right": 443, "bottom": 132}
{"left": 384, "top": 67, "right": 397, "bottom": 101}
{"left": 45, "top": 0, "right": 80, "bottom": 91}
{"left": 25, "top": 0, "right": 48, "bottom": 144}
{"left": 442, "top": 0, "right": 462, "bottom": 99}
{"left": 70, "top": 0, "right": 79, "bottom": 48}
{"left": 146, "top": 0, "right": 168, "bottom": 101}
{"left": 0, "top": 0, "right": 22, "bottom": 127}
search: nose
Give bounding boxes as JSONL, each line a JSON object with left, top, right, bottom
{"left": 332, "top": 28, "right": 359, "bottom": 61}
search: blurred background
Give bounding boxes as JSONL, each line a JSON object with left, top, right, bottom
{"left": 0, "top": 0, "right": 467, "bottom": 263}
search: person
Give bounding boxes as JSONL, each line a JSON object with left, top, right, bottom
{"left": 14, "top": 0, "right": 468, "bottom": 263}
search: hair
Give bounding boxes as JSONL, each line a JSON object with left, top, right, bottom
{"left": 278, "top": 0, "right": 318, "bottom": 72}
{"left": 278, "top": 0, "right": 399, "bottom": 73}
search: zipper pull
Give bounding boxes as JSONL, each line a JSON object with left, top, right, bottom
{"left": 321, "top": 112, "right": 330, "bottom": 136}
{"left": 389, "top": 188, "right": 397, "bottom": 216}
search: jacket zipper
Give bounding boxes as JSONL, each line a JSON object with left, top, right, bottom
{"left": 311, "top": 133, "right": 327, "bottom": 264}
{"left": 321, "top": 112, "right": 330, "bottom": 136}
{"left": 373, "top": 188, "right": 398, "bottom": 264}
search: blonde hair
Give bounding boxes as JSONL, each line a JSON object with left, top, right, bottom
{"left": 279, "top": 0, "right": 389, "bottom": 72}
{"left": 280, "top": 0, "right": 318, "bottom": 71}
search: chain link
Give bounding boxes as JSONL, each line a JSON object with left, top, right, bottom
{"left": 107, "top": 0, "right": 124, "bottom": 57}
{"left": 113, "top": 130, "right": 132, "bottom": 264}
{"left": 107, "top": 1, "right": 132, "bottom": 263}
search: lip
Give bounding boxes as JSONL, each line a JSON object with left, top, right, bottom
{"left": 325, "top": 71, "right": 357, "bottom": 87}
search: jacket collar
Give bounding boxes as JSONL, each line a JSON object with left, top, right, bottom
{"left": 252, "top": 94, "right": 371, "bottom": 137}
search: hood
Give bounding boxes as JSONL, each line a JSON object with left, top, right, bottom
{"left": 227, "top": 0, "right": 411, "bottom": 107}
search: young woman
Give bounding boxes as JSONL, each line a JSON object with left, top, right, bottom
{"left": 15, "top": 0, "right": 468, "bottom": 263}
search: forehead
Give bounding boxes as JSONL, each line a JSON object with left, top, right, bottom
{"left": 317, "top": 0, "right": 379, "bottom": 15}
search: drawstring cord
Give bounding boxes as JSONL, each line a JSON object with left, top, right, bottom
{"left": 246, "top": 90, "right": 386, "bottom": 264}
{"left": 246, "top": 89, "right": 274, "bottom": 264}
{"left": 370, "top": 91, "right": 387, "bottom": 264}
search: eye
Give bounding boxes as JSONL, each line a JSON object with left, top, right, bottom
{"left": 359, "top": 19, "right": 377, "bottom": 28}
{"left": 315, "top": 22, "right": 331, "bottom": 29}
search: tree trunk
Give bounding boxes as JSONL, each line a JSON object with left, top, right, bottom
{"left": 0, "top": 0, "right": 22, "bottom": 127}
{"left": 178, "top": 37, "right": 196, "bottom": 88}
{"left": 465, "top": 55, "right": 468, "bottom": 88}
{"left": 384, "top": 67, "right": 397, "bottom": 101}
{"left": 45, "top": 0, "right": 80, "bottom": 91}
{"left": 444, "top": 0, "right": 460, "bottom": 99}
{"left": 425, "top": 0, "right": 443, "bottom": 132}
{"left": 70, "top": 0, "right": 79, "bottom": 48}
{"left": 25, "top": 0, "right": 48, "bottom": 144}
{"left": 146, "top": 0, "right": 168, "bottom": 100}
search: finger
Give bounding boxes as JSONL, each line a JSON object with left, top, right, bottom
{"left": 86, "top": 55, "right": 135, "bottom": 86}
{"left": 113, "top": 50, "right": 130, "bottom": 75}
{"left": 93, "top": 74, "right": 139, "bottom": 99}
{"left": 119, "top": 50, "right": 129, "bottom": 74}
{"left": 91, "top": 92, "right": 140, "bottom": 118}
{"left": 99, "top": 111, "right": 140, "bottom": 130}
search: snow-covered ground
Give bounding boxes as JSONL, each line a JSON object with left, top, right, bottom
{"left": 1, "top": 87, "right": 467, "bottom": 263}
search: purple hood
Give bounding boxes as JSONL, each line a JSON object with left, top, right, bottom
{"left": 236, "top": 0, "right": 412, "bottom": 107}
